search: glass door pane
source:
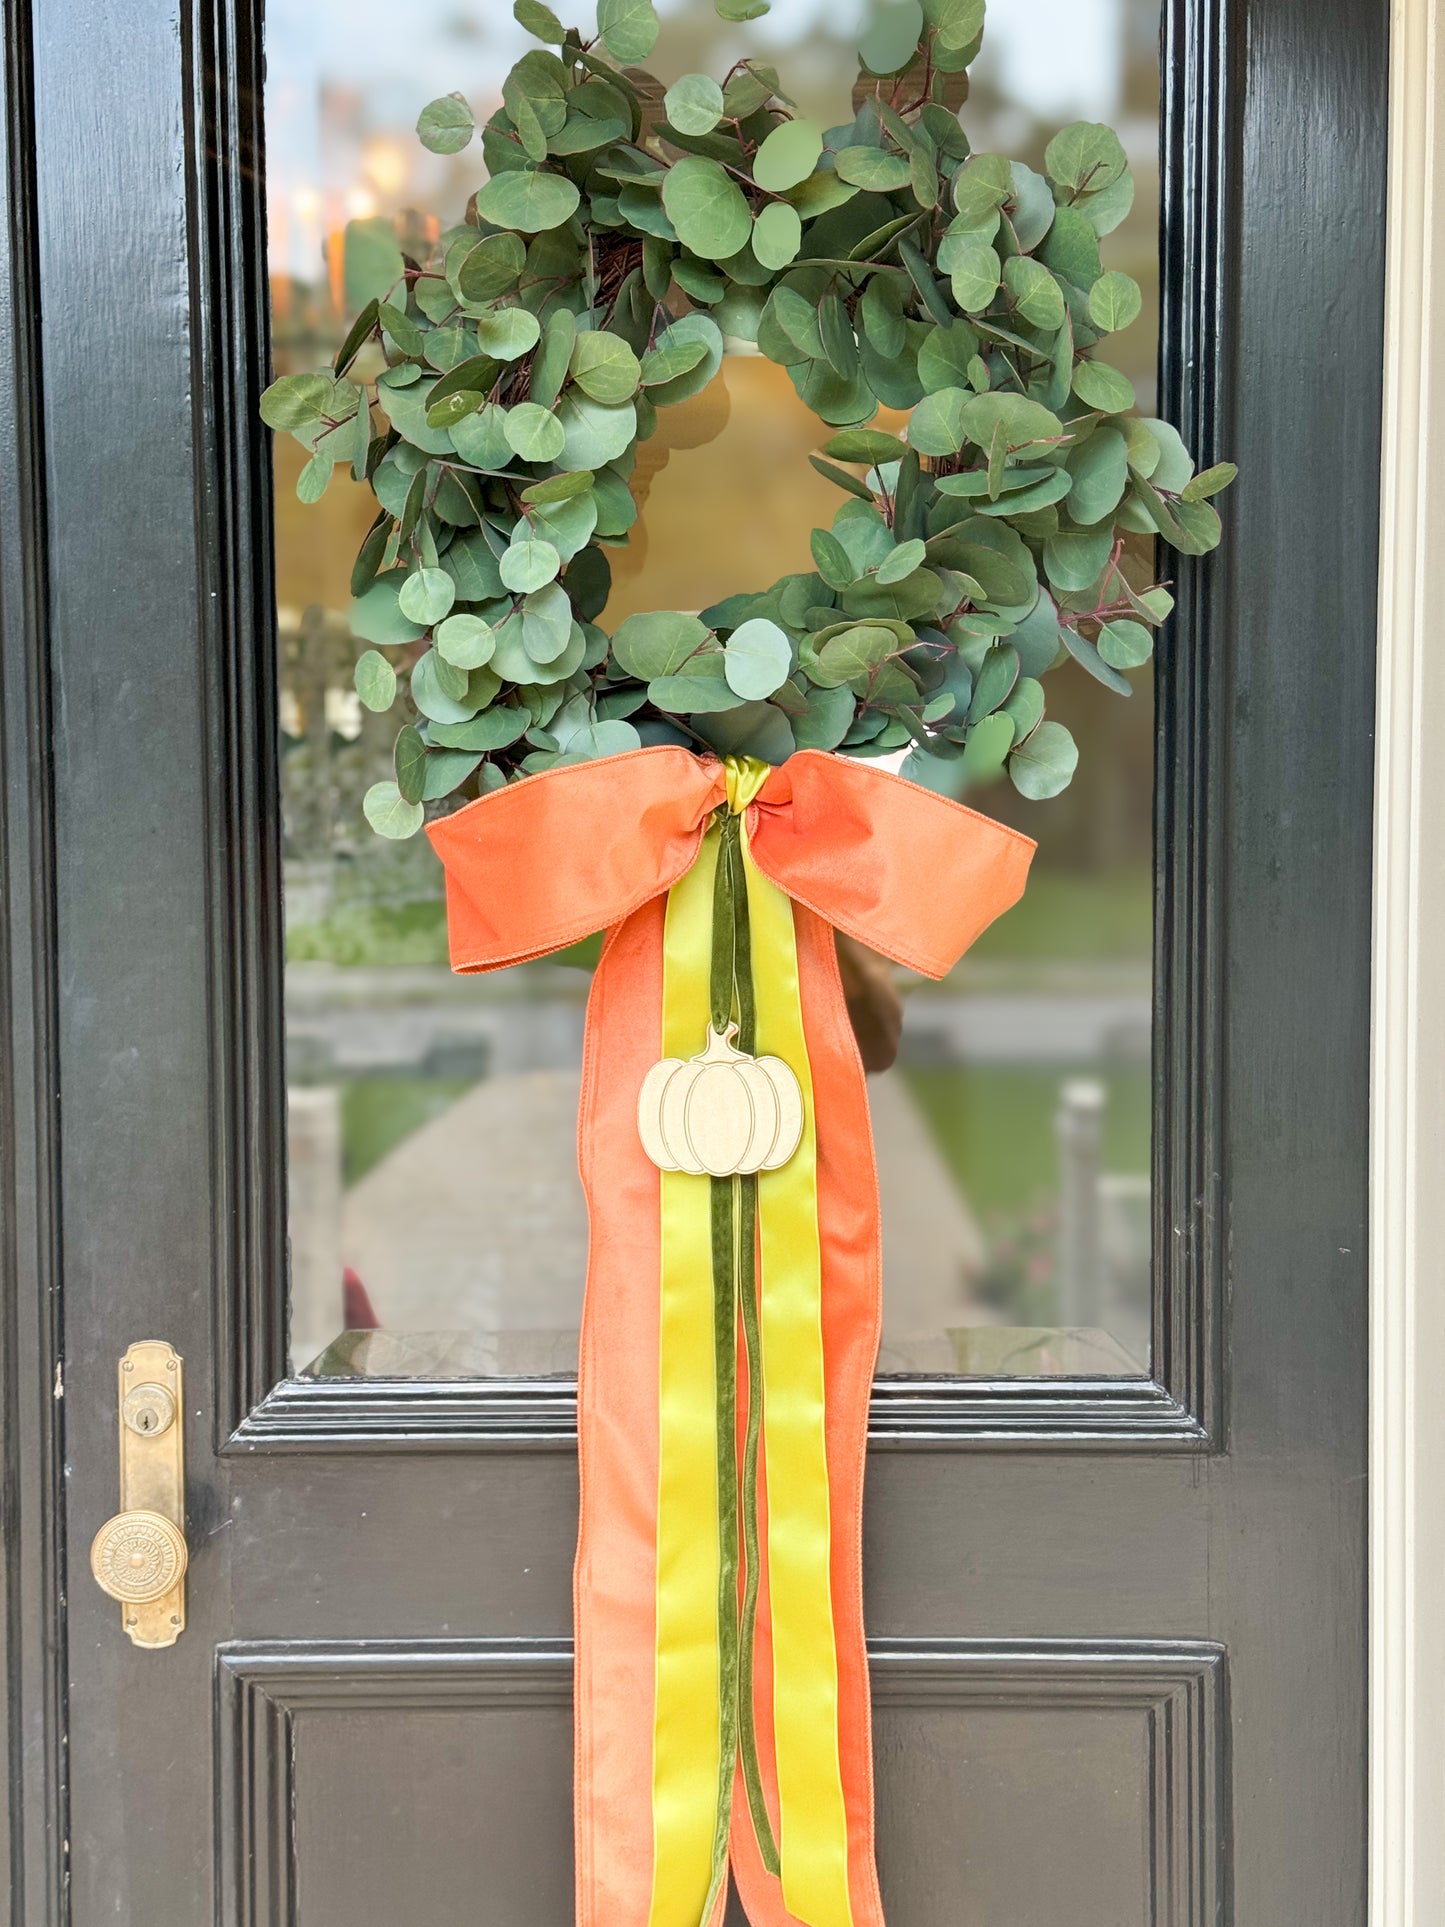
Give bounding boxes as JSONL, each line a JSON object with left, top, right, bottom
{"left": 267, "top": 0, "right": 1161, "bottom": 1381}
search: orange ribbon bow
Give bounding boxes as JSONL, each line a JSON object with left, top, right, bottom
{"left": 429, "top": 747, "right": 1033, "bottom": 1927}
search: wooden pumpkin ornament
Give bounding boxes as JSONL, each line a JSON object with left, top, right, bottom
{"left": 638, "top": 1023, "right": 805, "bottom": 1178}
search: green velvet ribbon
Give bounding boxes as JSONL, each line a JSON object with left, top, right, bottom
{"left": 704, "top": 809, "right": 782, "bottom": 1910}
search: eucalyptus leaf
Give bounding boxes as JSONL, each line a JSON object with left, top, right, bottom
{"left": 363, "top": 781, "right": 425, "bottom": 840}
{"left": 723, "top": 618, "right": 792, "bottom": 699}
{"left": 354, "top": 649, "right": 397, "bottom": 712}
{"left": 754, "top": 118, "right": 823, "bottom": 193}
{"left": 1087, "top": 270, "right": 1143, "bottom": 334}
{"left": 1008, "top": 719, "right": 1078, "bottom": 798}
{"left": 435, "top": 614, "right": 497, "bottom": 669}
{"left": 665, "top": 73, "right": 725, "bottom": 136}
{"left": 472, "top": 169, "right": 581, "bottom": 234}
{"left": 570, "top": 331, "right": 642, "bottom": 404}
{"left": 398, "top": 567, "right": 456, "bottom": 625}
{"left": 417, "top": 93, "right": 474, "bottom": 155}
{"left": 650, "top": 654, "right": 742, "bottom": 712}
{"left": 597, "top": 0, "right": 659, "bottom": 61}
{"left": 752, "top": 201, "right": 804, "bottom": 270}
{"left": 835, "top": 146, "right": 912, "bottom": 191}
{"left": 474, "top": 307, "right": 542, "bottom": 361}
{"left": 662, "top": 156, "right": 754, "bottom": 261}
{"left": 500, "top": 537, "right": 562, "bottom": 593}
{"left": 613, "top": 609, "right": 711, "bottom": 679}
{"left": 504, "top": 403, "right": 567, "bottom": 463}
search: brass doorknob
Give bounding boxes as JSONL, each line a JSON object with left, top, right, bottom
{"left": 90, "top": 1510, "right": 189, "bottom": 1605}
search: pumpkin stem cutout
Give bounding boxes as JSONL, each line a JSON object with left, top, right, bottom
{"left": 637, "top": 1023, "right": 805, "bottom": 1178}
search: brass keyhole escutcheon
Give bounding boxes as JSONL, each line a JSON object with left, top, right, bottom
{"left": 92, "top": 1342, "right": 187, "bottom": 1647}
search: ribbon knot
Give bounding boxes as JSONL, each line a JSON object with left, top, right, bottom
{"left": 429, "top": 748, "right": 1033, "bottom": 1927}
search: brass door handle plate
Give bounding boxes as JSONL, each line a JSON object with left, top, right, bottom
{"left": 90, "top": 1341, "right": 187, "bottom": 1648}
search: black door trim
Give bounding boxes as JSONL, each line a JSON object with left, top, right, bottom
{"left": 0, "top": 0, "right": 69, "bottom": 1913}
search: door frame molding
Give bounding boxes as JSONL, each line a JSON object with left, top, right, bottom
{"left": 1372, "top": 0, "right": 1445, "bottom": 1916}
{"left": 0, "top": 0, "right": 68, "bottom": 1918}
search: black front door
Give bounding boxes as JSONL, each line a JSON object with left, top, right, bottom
{"left": 1, "top": 0, "right": 1381, "bottom": 1920}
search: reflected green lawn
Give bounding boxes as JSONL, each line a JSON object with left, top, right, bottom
{"left": 903, "top": 1064, "right": 1151, "bottom": 1217}
{"left": 340, "top": 1076, "right": 476, "bottom": 1186}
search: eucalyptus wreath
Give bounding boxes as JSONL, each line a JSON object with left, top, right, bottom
{"left": 261, "top": 0, "right": 1234, "bottom": 841}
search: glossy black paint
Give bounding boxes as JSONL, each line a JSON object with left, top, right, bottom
{"left": 1, "top": 0, "right": 1383, "bottom": 1917}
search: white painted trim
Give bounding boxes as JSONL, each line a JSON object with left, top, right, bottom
{"left": 1373, "top": 0, "right": 1445, "bottom": 1918}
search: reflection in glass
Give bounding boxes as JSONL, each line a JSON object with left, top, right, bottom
{"left": 267, "top": 0, "right": 1161, "bottom": 1379}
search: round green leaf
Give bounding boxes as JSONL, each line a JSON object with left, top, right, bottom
{"left": 504, "top": 402, "right": 567, "bottom": 463}
{"left": 350, "top": 575, "right": 426, "bottom": 646}
{"left": 1044, "top": 123, "right": 1128, "bottom": 195}
{"left": 397, "top": 568, "right": 456, "bottom": 625}
{"left": 472, "top": 169, "right": 581, "bottom": 234}
{"left": 1008, "top": 719, "right": 1079, "bottom": 799}
{"left": 960, "top": 710, "right": 1015, "bottom": 785}
{"left": 569, "top": 331, "right": 642, "bottom": 404}
{"left": 662, "top": 157, "right": 754, "bottom": 262}
{"left": 1097, "top": 619, "right": 1154, "bottom": 670}
{"left": 751, "top": 201, "right": 803, "bottom": 271}
{"left": 521, "top": 583, "right": 574, "bottom": 662}
{"left": 642, "top": 337, "right": 710, "bottom": 387}
{"left": 813, "top": 623, "right": 898, "bottom": 692}
{"left": 394, "top": 724, "right": 428, "bottom": 803}
{"left": 354, "top": 649, "right": 397, "bottom": 712}
{"left": 474, "top": 307, "right": 542, "bottom": 361}
{"left": 515, "top": 0, "right": 566, "bottom": 41}
{"left": 822, "top": 428, "right": 909, "bottom": 465}
{"left": 645, "top": 315, "right": 725, "bottom": 408}
{"left": 555, "top": 393, "right": 638, "bottom": 469}
{"left": 613, "top": 610, "right": 711, "bottom": 680}
{"left": 1088, "top": 270, "right": 1143, "bottom": 334}
{"left": 859, "top": 0, "right": 925, "bottom": 75}
{"left": 665, "top": 73, "right": 725, "bottom": 136}
{"left": 1044, "top": 528, "right": 1113, "bottom": 594}
{"left": 1071, "top": 358, "right": 1136, "bottom": 414}
{"left": 834, "top": 146, "right": 912, "bottom": 192}
{"left": 500, "top": 537, "right": 562, "bottom": 593}
{"left": 753, "top": 118, "right": 823, "bottom": 193}
{"left": 565, "top": 717, "right": 644, "bottom": 760}
{"left": 411, "top": 650, "right": 479, "bottom": 723}
{"left": 435, "top": 614, "right": 497, "bottom": 669}
{"left": 723, "top": 618, "right": 792, "bottom": 699}
{"left": 908, "top": 385, "right": 969, "bottom": 456}
{"left": 455, "top": 232, "right": 527, "bottom": 303}
{"left": 959, "top": 391, "right": 1064, "bottom": 453}
{"left": 531, "top": 492, "right": 599, "bottom": 562}
{"left": 363, "top": 781, "right": 425, "bottom": 840}
{"left": 876, "top": 538, "right": 927, "bottom": 585}
{"left": 945, "top": 237, "right": 1001, "bottom": 313}
{"left": 598, "top": 0, "right": 659, "bottom": 61}
{"left": 649, "top": 654, "right": 741, "bottom": 712}
{"left": 1066, "top": 425, "right": 1129, "bottom": 525}
{"left": 260, "top": 372, "right": 330, "bottom": 432}
{"left": 296, "top": 450, "right": 333, "bottom": 503}
{"left": 923, "top": 0, "right": 985, "bottom": 49}
{"left": 417, "top": 93, "right": 474, "bottom": 155}
{"left": 1003, "top": 254, "right": 1065, "bottom": 331}
{"left": 450, "top": 403, "right": 514, "bottom": 470}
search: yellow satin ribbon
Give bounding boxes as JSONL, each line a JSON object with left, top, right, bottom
{"left": 649, "top": 760, "right": 853, "bottom": 1927}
